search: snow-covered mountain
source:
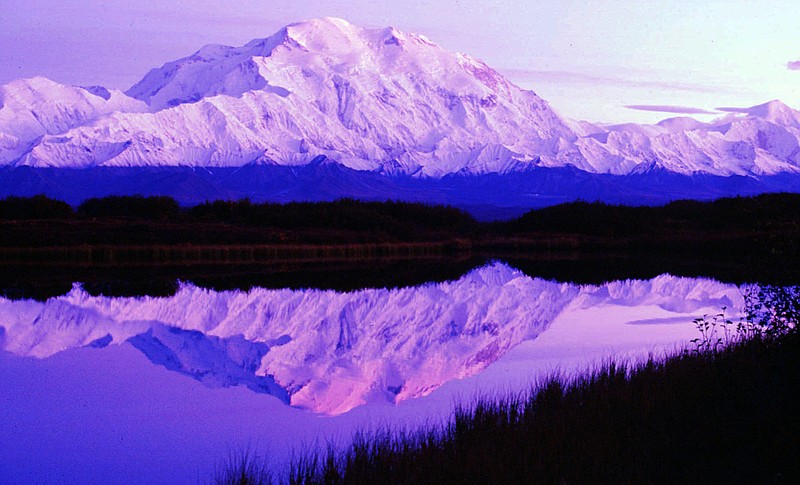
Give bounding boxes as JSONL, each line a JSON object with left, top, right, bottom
{"left": 2, "top": 17, "right": 799, "bottom": 179}
{"left": 2, "top": 18, "right": 578, "bottom": 175}
{"left": 0, "top": 77, "right": 148, "bottom": 165}
{"left": 575, "top": 100, "right": 800, "bottom": 176}
{"left": 0, "top": 263, "right": 742, "bottom": 415}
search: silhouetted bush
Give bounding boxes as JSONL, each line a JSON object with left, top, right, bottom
{"left": 0, "top": 194, "right": 73, "bottom": 219}
{"left": 186, "top": 198, "right": 478, "bottom": 240}
{"left": 78, "top": 195, "right": 181, "bottom": 221}
{"left": 212, "top": 451, "right": 272, "bottom": 485}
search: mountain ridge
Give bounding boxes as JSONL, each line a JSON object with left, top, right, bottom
{"left": 1, "top": 17, "right": 799, "bottom": 207}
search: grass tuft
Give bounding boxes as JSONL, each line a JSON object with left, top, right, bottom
{"left": 212, "top": 450, "right": 273, "bottom": 485}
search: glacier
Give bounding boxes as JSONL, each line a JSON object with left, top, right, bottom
{"left": 1, "top": 18, "right": 573, "bottom": 175}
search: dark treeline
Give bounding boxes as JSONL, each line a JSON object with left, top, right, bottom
{"left": 2, "top": 193, "right": 800, "bottom": 298}
{"left": 0, "top": 195, "right": 478, "bottom": 245}
{"left": 0, "top": 194, "right": 74, "bottom": 220}
{"left": 2, "top": 192, "right": 799, "bottom": 265}
{"left": 2, "top": 192, "right": 800, "bottom": 240}
{"left": 0, "top": 194, "right": 477, "bottom": 232}
{"left": 498, "top": 194, "right": 800, "bottom": 237}
{"left": 77, "top": 195, "right": 181, "bottom": 222}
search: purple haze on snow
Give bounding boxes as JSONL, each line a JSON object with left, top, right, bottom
{"left": 3, "top": 1, "right": 798, "bottom": 124}
{"left": 1, "top": 18, "right": 800, "bottom": 181}
{"left": 0, "top": 263, "right": 744, "bottom": 483}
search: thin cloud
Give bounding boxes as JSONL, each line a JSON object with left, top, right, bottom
{"left": 624, "top": 105, "right": 717, "bottom": 115}
{"left": 787, "top": 60, "right": 800, "bottom": 71}
{"left": 716, "top": 106, "right": 750, "bottom": 113}
{"left": 500, "top": 68, "right": 736, "bottom": 95}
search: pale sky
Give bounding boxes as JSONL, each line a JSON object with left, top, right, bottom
{"left": 1, "top": 0, "right": 798, "bottom": 123}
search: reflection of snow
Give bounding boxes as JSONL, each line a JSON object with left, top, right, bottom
{"left": 128, "top": 325, "right": 289, "bottom": 402}
{"left": 0, "top": 264, "right": 744, "bottom": 484}
{"left": 0, "top": 263, "right": 742, "bottom": 415}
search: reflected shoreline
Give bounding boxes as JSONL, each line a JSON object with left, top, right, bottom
{"left": 3, "top": 246, "right": 799, "bottom": 300}
{"left": 4, "top": 194, "right": 800, "bottom": 299}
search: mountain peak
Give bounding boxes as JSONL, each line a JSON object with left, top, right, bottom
{"left": 751, "top": 99, "right": 791, "bottom": 112}
{"left": 283, "top": 17, "right": 409, "bottom": 45}
{"left": 125, "top": 17, "right": 401, "bottom": 110}
{"left": 282, "top": 17, "right": 367, "bottom": 55}
{"left": 191, "top": 43, "right": 237, "bottom": 62}
{"left": 715, "top": 99, "right": 800, "bottom": 129}
{"left": 287, "top": 16, "right": 358, "bottom": 33}
{"left": 748, "top": 100, "right": 799, "bottom": 124}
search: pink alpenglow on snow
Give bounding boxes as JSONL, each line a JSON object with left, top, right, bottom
{"left": 1, "top": 18, "right": 800, "bottom": 179}
{"left": 0, "top": 263, "right": 744, "bottom": 484}
{"left": 1, "top": 263, "right": 743, "bottom": 414}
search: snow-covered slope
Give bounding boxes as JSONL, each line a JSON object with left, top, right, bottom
{"left": 6, "top": 18, "right": 577, "bottom": 174}
{"left": 0, "top": 263, "right": 742, "bottom": 415}
{"left": 0, "top": 77, "right": 147, "bottom": 165}
{"left": 577, "top": 100, "right": 800, "bottom": 175}
{"left": 1, "top": 17, "right": 799, "bottom": 178}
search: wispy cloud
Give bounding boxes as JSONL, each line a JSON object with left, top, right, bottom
{"left": 624, "top": 105, "right": 717, "bottom": 115}
{"left": 787, "top": 60, "right": 800, "bottom": 71}
{"left": 499, "top": 68, "right": 735, "bottom": 95}
{"left": 716, "top": 106, "right": 751, "bottom": 113}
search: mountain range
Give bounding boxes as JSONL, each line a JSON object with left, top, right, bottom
{"left": 1, "top": 17, "right": 799, "bottom": 215}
